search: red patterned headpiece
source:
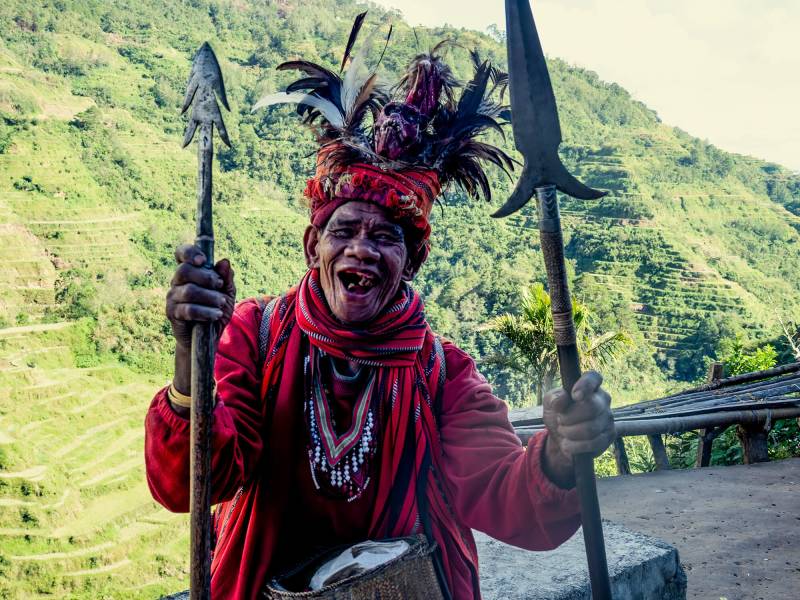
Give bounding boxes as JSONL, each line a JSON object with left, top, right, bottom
{"left": 304, "top": 145, "right": 441, "bottom": 246}
{"left": 255, "top": 12, "right": 513, "bottom": 263}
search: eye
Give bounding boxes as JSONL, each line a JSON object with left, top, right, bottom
{"left": 373, "top": 230, "right": 403, "bottom": 244}
{"left": 328, "top": 228, "right": 353, "bottom": 239}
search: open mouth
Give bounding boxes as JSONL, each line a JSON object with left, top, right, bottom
{"left": 338, "top": 269, "right": 379, "bottom": 296}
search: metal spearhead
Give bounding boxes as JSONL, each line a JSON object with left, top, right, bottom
{"left": 492, "top": 0, "right": 605, "bottom": 218}
{"left": 182, "top": 42, "right": 231, "bottom": 148}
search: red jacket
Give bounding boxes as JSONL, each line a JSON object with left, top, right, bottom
{"left": 144, "top": 299, "right": 580, "bottom": 599}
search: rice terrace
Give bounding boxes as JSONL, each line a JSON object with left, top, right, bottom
{"left": 1, "top": 0, "right": 799, "bottom": 598}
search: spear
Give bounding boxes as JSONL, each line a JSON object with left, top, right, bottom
{"left": 180, "top": 42, "right": 231, "bottom": 600}
{"left": 493, "top": 1, "right": 612, "bottom": 598}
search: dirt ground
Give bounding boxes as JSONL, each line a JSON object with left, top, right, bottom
{"left": 597, "top": 458, "right": 800, "bottom": 600}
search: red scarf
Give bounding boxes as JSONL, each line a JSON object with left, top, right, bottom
{"left": 258, "top": 269, "right": 479, "bottom": 596}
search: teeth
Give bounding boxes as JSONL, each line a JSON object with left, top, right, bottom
{"left": 342, "top": 272, "right": 376, "bottom": 292}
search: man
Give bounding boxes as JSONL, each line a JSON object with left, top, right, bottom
{"left": 145, "top": 22, "right": 615, "bottom": 600}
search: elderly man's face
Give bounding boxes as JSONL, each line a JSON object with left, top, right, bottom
{"left": 304, "top": 202, "right": 417, "bottom": 324}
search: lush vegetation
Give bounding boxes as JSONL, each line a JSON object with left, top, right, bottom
{"left": 661, "top": 338, "right": 800, "bottom": 469}
{"left": 599, "top": 339, "right": 800, "bottom": 476}
{"left": 483, "top": 283, "right": 630, "bottom": 404}
{"left": 1, "top": 0, "right": 799, "bottom": 596}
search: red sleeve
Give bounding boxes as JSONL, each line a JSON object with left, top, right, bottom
{"left": 144, "top": 298, "right": 266, "bottom": 512}
{"left": 435, "top": 342, "right": 581, "bottom": 550}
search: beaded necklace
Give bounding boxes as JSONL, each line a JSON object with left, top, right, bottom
{"left": 305, "top": 349, "right": 379, "bottom": 501}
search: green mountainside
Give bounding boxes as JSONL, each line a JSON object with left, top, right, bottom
{"left": 1, "top": 0, "right": 799, "bottom": 596}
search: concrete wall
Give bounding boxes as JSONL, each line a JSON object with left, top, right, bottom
{"left": 476, "top": 521, "right": 687, "bottom": 599}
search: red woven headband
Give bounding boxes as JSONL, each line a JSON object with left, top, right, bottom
{"left": 304, "top": 161, "right": 441, "bottom": 246}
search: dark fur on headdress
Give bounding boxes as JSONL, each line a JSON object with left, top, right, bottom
{"left": 254, "top": 12, "right": 514, "bottom": 202}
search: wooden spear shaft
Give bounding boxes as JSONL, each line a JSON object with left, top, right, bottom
{"left": 189, "top": 120, "right": 216, "bottom": 600}
{"left": 536, "top": 185, "right": 612, "bottom": 600}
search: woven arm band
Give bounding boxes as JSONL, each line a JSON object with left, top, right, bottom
{"left": 167, "top": 382, "right": 217, "bottom": 409}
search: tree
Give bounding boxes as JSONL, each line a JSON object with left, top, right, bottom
{"left": 483, "top": 283, "right": 631, "bottom": 405}
{"left": 719, "top": 336, "right": 778, "bottom": 377}
{"left": 777, "top": 313, "right": 800, "bottom": 362}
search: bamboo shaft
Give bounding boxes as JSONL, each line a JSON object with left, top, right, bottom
{"left": 614, "top": 407, "right": 800, "bottom": 437}
{"left": 516, "top": 407, "right": 800, "bottom": 443}
{"left": 664, "top": 361, "right": 800, "bottom": 397}
{"left": 614, "top": 397, "right": 800, "bottom": 421}
{"left": 614, "top": 375, "right": 800, "bottom": 416}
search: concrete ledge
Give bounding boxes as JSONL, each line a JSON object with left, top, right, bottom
{"left": 164, "top": 522, "right": 686, "bottom": 599}
{"left": 476, "top": 521, "right": 687, "bottom": 600}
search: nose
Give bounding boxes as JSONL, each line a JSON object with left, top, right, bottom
{"left": 344, "top": 234, "right": 380, "bottom": 263}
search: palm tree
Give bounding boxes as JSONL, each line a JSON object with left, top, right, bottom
{"left": 483, "top": 283, "right": 631, "bottom": 405}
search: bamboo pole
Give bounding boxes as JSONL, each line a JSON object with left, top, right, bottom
{"left": 516, "top": 406, "right": 800, "bottom": 444}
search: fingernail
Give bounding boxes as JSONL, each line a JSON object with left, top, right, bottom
{"left": 194, "top": 254, "right": 205, "bottom": 266}
{"left": 573, "top": 389, "right": 583, "bottom": 402}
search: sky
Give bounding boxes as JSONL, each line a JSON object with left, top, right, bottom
{"left": 371, "top": 0, "right": 800, "bottom": 172}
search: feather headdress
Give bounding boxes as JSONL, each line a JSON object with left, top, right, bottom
{"left": 253, "top": 12, "right": 390, "bottom": 145}
{"left": 255, "top": 12, "right": 514, "bottom": 260}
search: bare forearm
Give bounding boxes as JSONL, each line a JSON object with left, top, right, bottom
{"left": 171, "top": 343, "right": 192, "bottom": 417}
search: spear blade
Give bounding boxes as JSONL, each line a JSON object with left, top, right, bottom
{"left": 505, "top": 0, "right": 561, "bottom": 160}
{"left": 181, "top": 41, "right": 231, "bottom": 600}
{"left": 492, "top": 0, "right": 605, "bottom": 219}
{"left": 182, "top": 42, "right": 231, "bottom": 148}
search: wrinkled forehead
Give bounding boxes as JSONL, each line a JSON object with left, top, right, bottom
{"left": 324, "top": 201, "right": 405, "bottom": 236}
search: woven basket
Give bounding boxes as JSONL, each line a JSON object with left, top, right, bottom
{"left": 262, "top": 535, "right": 445, "bottom": 600}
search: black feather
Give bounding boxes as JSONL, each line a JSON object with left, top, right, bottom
{"left": 278, "top": 60, "right": 338, "bottom": 80}
{"left": 341, "top": 11, "right": 368, "bottom": 73}
{"left": 278, "top": 60, "right": 344, "bottom": 115}
{"left": 286, "top": 77, "right": 329, "bottom": 94}
{"left": 376, "top": 24, "right": 393, "bottom": 70}
{"left": 457, "top": 60, "right": 491, "bottom": 118}
{"left": 431, "top": 39, "right": 456, "bottom": 57}
{"left": 469, "top": 49, "right": 482, "bottom": 71}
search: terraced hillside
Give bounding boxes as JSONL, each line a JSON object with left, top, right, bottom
{"left": 0, "top": 323, "right": 188, "bottom": 598}
{"left": 1, "top": 0, "right": 800, "bottom": 596}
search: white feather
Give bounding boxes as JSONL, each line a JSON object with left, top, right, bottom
{"left": 341, "top": 23, "right": 385, "bottom": 117}
{"left": 253, "top": 92, "right": 344, "bottom": 128}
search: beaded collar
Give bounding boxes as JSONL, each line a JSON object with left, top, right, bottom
{"left": 305, "top": 350, "right": 378, "bottom": 501}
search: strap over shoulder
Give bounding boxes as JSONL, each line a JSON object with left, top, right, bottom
{"left": 432, "top": 335, "right": 446, "bottom": 391}
{"left": 257, "top": 296, "right": 280, "bottom": 369}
